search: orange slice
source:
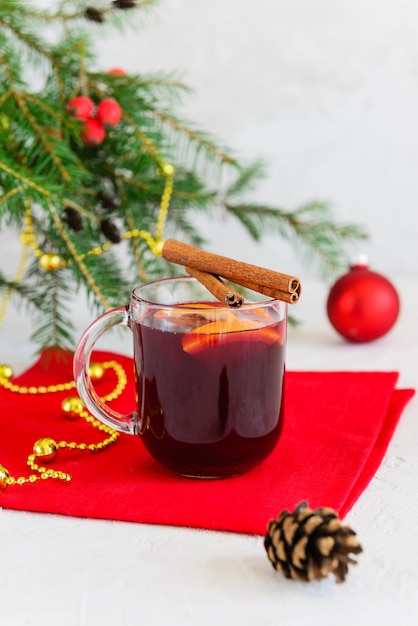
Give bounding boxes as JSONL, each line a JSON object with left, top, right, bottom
{"left": 154, "top": 303, "right": 231, "bottom": 328}
{"left": 251, "top": 307, "right": 275, "bottom": 323}
{"left": 182, "top": 316, "right": 281, "bottom": 354}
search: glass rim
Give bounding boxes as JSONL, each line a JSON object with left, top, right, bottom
{"left": 131, "top": 275, "right": 287, "bottom": 311}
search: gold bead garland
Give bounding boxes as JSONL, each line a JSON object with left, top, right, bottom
{"left": 0, "top": 359, "right": 127, "bottom": 489}
{"left": 18, "top": 160, "right": 174, "bottom": 273}
{"left": 0, "top": 362, "right": 75, "bottom": 394}
{"left": 0, "top": 157, "right": 172, "bottom": 489}
{"left": 39, "top": 252, "right": 63, "bottom": 272}
{"left": 0, "top": 359, "right": 126, "bottom": 398}
{"left": 0, "top": 105, "right": 173, "bottom": 490}
{"left": 0, "top": 240, "right": 29, "bottom": 326}
{"left": 0, "top": 162, "right": 174, "bottom": 329}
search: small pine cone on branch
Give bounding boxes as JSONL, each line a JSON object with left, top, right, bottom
{"left": 85, "top": 8, "right": 105, "bottom": 23}
{"left": 112, "top": 0, "right": 137, "bottom": 9}
{"left": 96, "top": 190, "right": 120, "bottom": 211}
{"left": 264, "top": 501, "right": 363, "bottom": 583}
{"left": 100, "top": 218, "right": 121, "bottom": 243}
{"left": 63, "top": 207, "right": 83, "bottom": 232}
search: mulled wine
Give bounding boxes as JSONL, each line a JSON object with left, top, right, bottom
{"left": 74, "top": 276, "right": 289, "bottom": 479}
{"left": 132, "top": 305, "right": 286, "bottom": 477}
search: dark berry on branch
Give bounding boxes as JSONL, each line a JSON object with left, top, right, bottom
{"left": 100, "top": 218, "right": 121, "bottom": 243}
{"left": 97, "top": 191, "right": 120, "bottom": 211}
{"left": 85, "top": 8, "right": 105, "bottom": 22}
{"left": 112, "top": 1, "right": 137, "bottom": 9}
{"left": 63, "top": 207, "right": 83, "bottom": 232}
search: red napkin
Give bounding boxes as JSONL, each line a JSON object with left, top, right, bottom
{"left": 0, "top": 350, "right": 414, "bottom": 535}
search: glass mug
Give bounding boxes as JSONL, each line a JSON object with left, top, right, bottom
{"left": 73, "top": 276, "right": 287, "bottom": 478}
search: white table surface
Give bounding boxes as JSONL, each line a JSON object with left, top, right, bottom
{"left": 0, "top": 277, "right": 417, "bottom": 626}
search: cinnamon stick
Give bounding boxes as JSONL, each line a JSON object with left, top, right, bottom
{"left": 234, "top": 278, "right": 301, "bottom": 304}
{"left": 162, "top": 238, "right": 301, "bottom": 304}
{"left": 185, "top": 266, "right": 244, "bottom": 308}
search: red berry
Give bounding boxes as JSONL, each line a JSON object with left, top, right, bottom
{"left": 67, "top": 96, "right": 95, "bottom": 120}
{"left": 96, "top": 98, "right": 122, "bottom": 126}
{"left": 81, "top": 117, "right": 106, "bottom": 145}
{"left": 108, "top": 67, "right": 127, "bottom": 76}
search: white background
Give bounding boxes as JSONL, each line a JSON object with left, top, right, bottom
{"left": 4, "top": 0, "right": 418, "bottom": 282}
{"left": 1, "top": 5, "right": 418, "bottom": 623}
{"left": 91, "top": 0, "right": 418, "bottom": 280}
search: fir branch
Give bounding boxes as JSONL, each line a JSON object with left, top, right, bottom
{"left": 0, "top": 185, "right": 22, "bottom": 208}
{"left": 48, "top": 201, "right": 112, "bottom": 310}
{"left": 0, "top": 161, "right": 51, "bottom": 197}
{"left": 86, "top": 79, "right": 165, "bottom": 165}
{"left": 150, "top": 108, "right": 237, "bottom": 168}
{"left": 5, "top": 0, "right": 159, "bottom": 25}
{"left": 61, "top": 197, "right": 97, "bottom": 223}
{"left": 0, "top": 88, "right": 11, "bottom": 108}
{"left": 0, "top": 0, "right": 367, "bottom": 350}
{"left": 21, "top": 93, "right": 65, "bottom": 124}
{"left": 120, "top": 109, "right": 161, "bottom": 164}
{"left": 225, "top": 160, "right": 267, "bottom": 198}
{"left": 0, "top": 14, "right": 62, "bottom": 89}
{"left": 132, "top": 71, "right": 191, "bottom": 100}
{"left": 225, "top": 200, "right": 367, "bottom": 275}
{"left": 27, "top": 265, "right": 76, "bottom": 350}
{"left": 124, "top": 205, "right": 147, "bottom": 281}
{"left": 12, "top": 92, "right": 71, "bottom": 182}
{"left": 0, "top": 276, "right": 39, "bottom": 322}
{"left": 0, "top": 244, "right": 33, "bottom": 324}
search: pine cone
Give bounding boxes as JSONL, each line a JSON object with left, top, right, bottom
{"left": 96, "top": 190, "right": 120, "bottom": 211}
{"left": 100, "top": 218, "right": 121, "bottom": 243}
{"left": 112, "top": 0, "right": 137, "bottom": 9}
{"left": 63, "top": 207, "right": 83, "bottom": 232}
{"left": 85, "top": 8, "right": 105, "bottom": 23}
{"left": 264, "top": 501, "right": 363, "bottom": 583}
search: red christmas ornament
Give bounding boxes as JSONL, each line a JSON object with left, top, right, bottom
{"left": 80, "top": 117, "right": 106, "bottom": 145}
{"left": 96, "top": 98, "right": 122, "bottom": 126}
{"left": 326, "top": 261, "right": 400, "bottom": 342}
{"left": 67, "top": 95, "right": 95, "bottom": 120}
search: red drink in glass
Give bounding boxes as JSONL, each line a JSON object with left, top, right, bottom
{"left": 133, "top": 305, "right": 286, "bottom": 477}
{"left": 74, "top": 276, "right": 288, "bottom": 479}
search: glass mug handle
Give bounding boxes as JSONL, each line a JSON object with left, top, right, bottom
{"left": 73, "top": 306, "right": 136, "bottom": 435}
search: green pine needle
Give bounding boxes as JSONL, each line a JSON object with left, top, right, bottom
{"left": 0, "top": 0, "right": 367, "bottom": 349}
